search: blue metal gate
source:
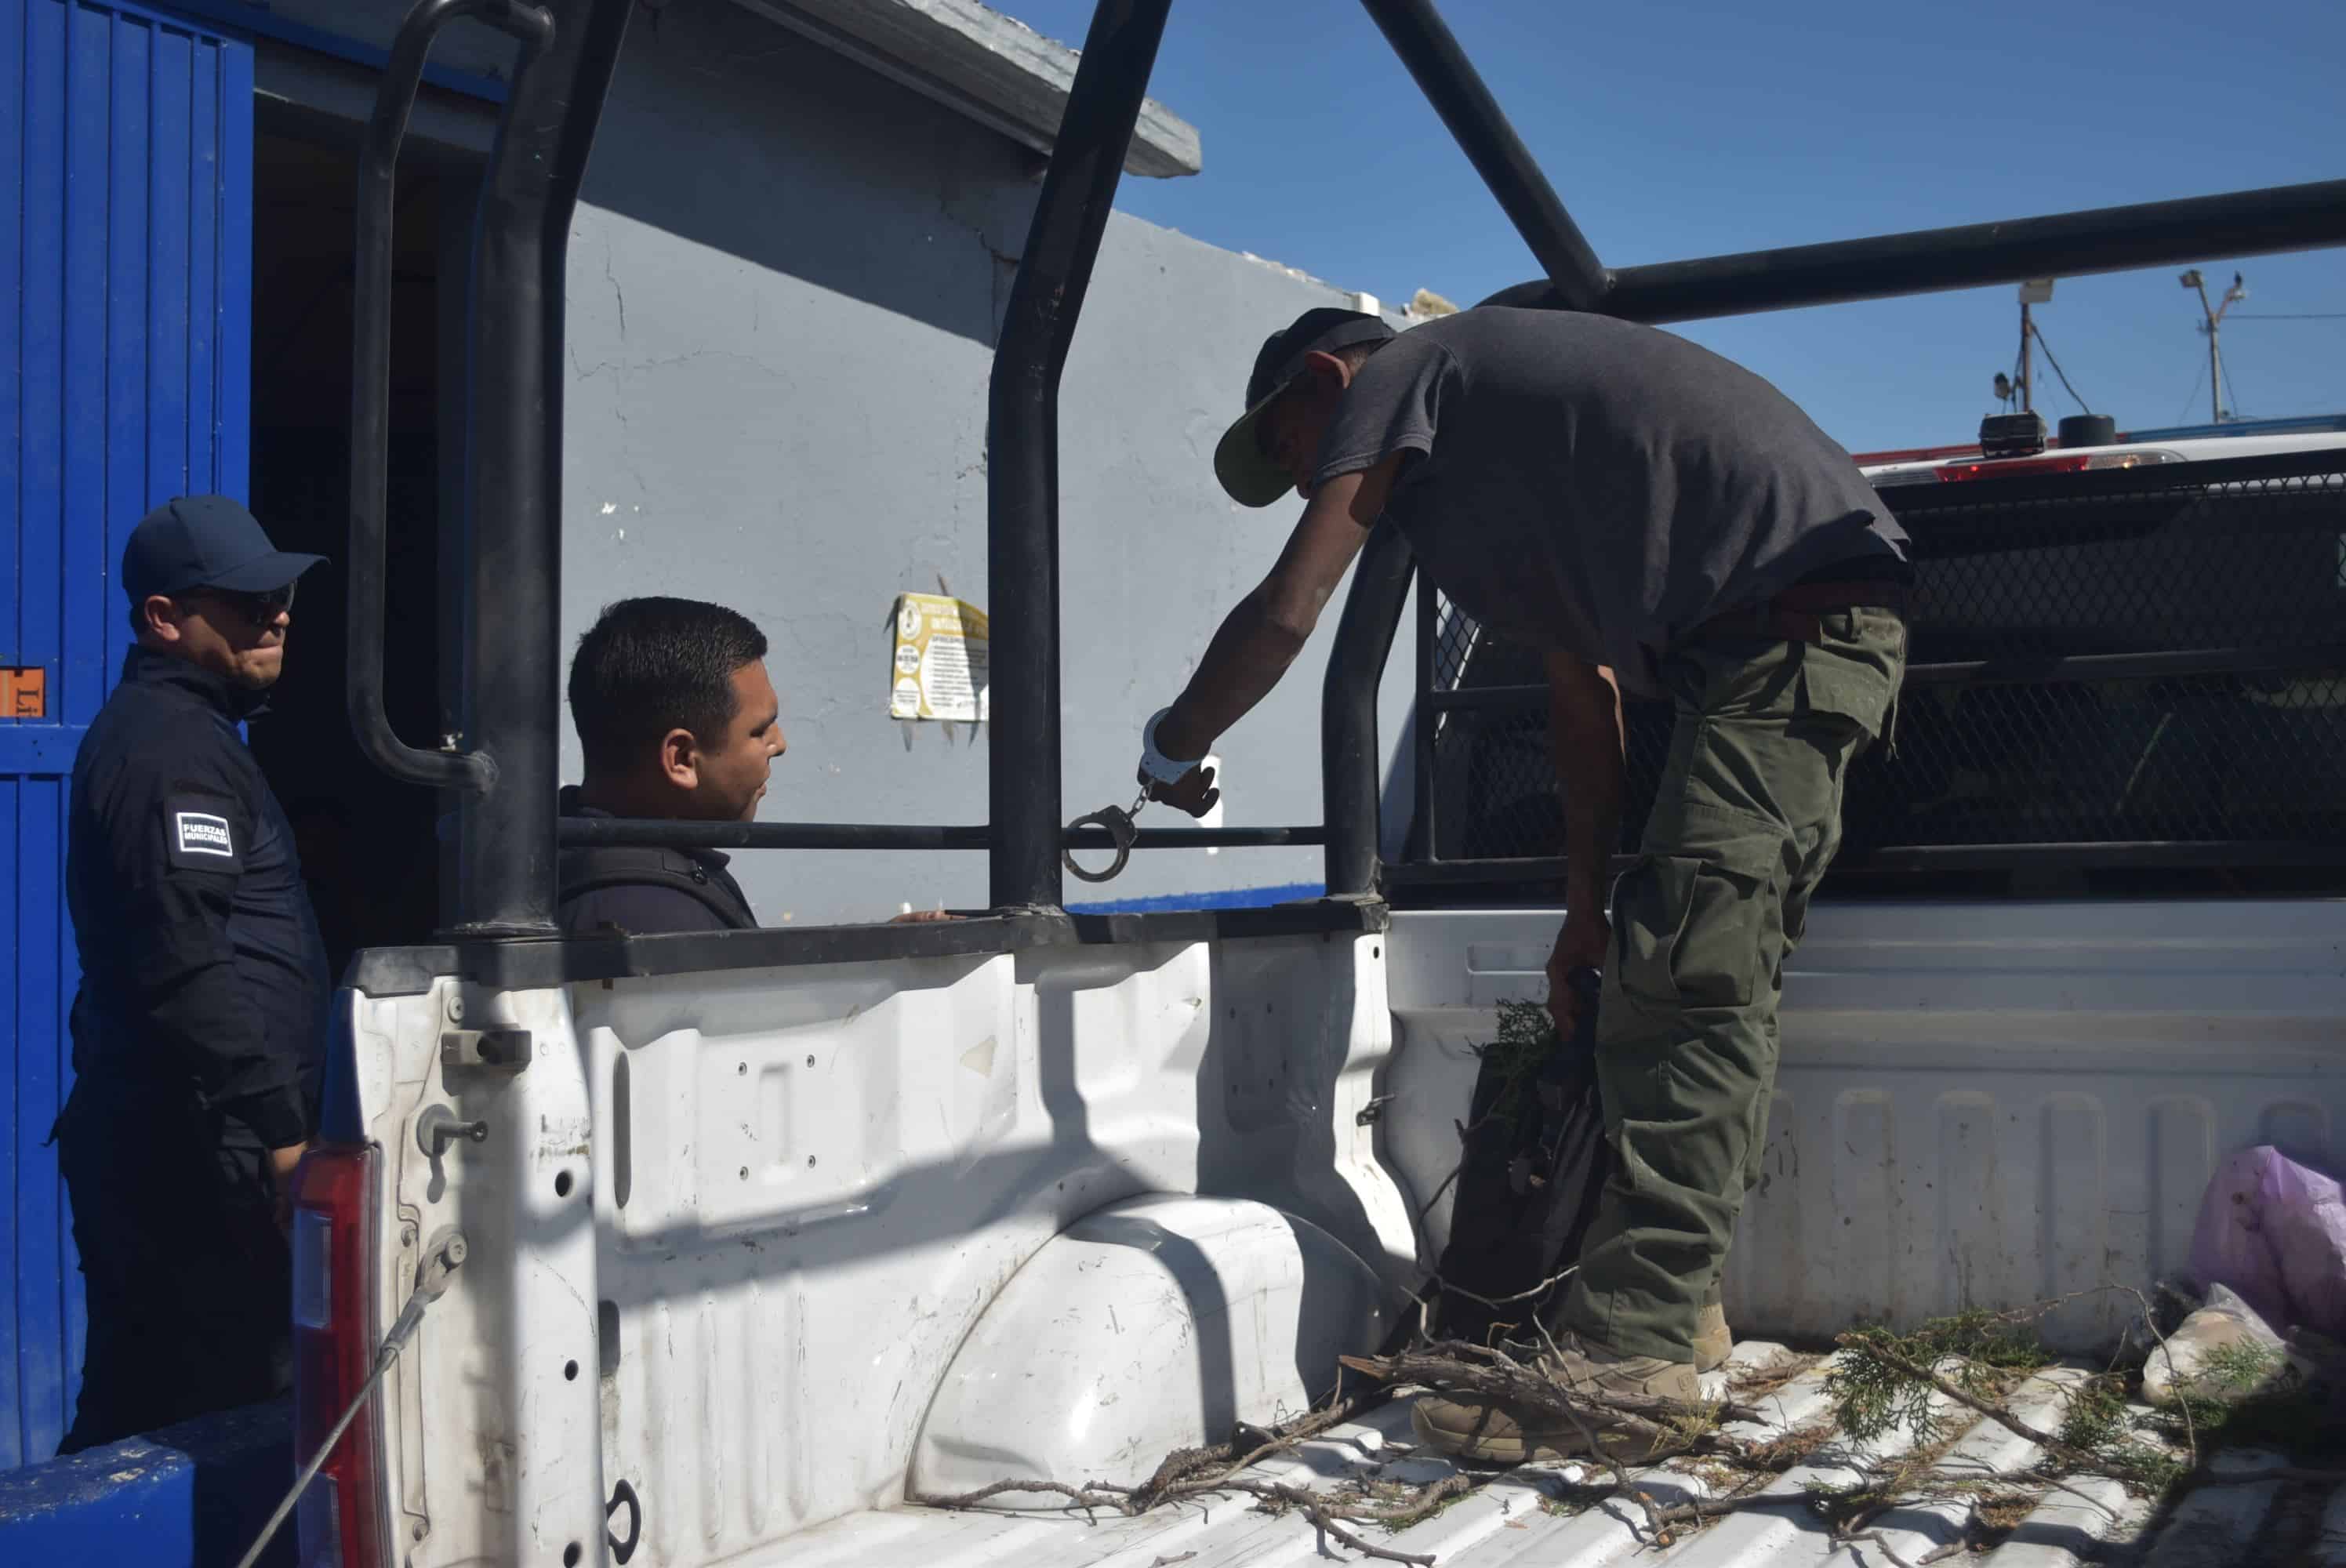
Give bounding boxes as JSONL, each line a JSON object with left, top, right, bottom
{"left": 0, "top": 0, "right": 251, "bottom": 1467}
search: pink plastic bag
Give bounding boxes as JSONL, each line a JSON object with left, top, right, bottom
{"left": 2187, "top": 1145, "right": 2346, "bottom": 1339}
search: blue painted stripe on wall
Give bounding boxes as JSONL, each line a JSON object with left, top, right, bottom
{"left": 1066, "top": 881, "right": 1326, "bottom": 916}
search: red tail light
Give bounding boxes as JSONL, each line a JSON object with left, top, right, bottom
{"left": 292, "top": 1144, "right": 389, "bottom": 1568}
{"left": 1933, "top": 454, "right": 2094, "bottom": 482}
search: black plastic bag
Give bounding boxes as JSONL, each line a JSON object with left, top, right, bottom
{"left": 1429, "top": 967, "right": 1613, "bottom": 1346}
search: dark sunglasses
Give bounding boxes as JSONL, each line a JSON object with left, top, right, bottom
{"left": 188, "top": 581, "right": 298, "bottom": 628}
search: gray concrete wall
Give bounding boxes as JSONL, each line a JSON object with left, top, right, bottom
{"left": 267, "top": 0, "right": 1414, "bottom": 924}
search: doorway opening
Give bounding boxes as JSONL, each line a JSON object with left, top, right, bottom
{"left": 245, "top": 112, "right": 469, "bottom": 971}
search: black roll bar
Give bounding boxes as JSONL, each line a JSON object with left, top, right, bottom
{"left": 1356, "top": 0, "right": 1605, "bottom": 310}
{"left": 347, "top": 0, "right": 551, "bottom": 798}
{"left": 347, "top": 0, "right": 2346, "bottom": 933}
{"left": 1422, "top": 643, "right": 2346, "bottom": 717}
{"left": 1319, "top": 522, "right": 1415, "bottom": 898}
{"left": 451, "top": 0, "right": 637, "bottom": 935}
{"left": 554, "top": 819, "right": 1326, "bottom": 851}
{"left": 986, "top": 0, "right": 1174, "bottom": 910}
{"left": 1379, "top": 844, "right": 2346, "bottom": 889}
{"left": 1481, "top": 179, "right": 2346, "bottom": 323}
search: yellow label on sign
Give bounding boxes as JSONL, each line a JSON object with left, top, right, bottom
{"left": 0, "top": 667, "right": 46, "bottom": 719}
{"left": 886, "top": 593, "right": 989, "bottom": 722}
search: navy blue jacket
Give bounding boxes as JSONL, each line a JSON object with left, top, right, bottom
{"left": 66, "top": 648, "right": 329, "bottom": 1146}
{"left": 556, "top": 788, "right": 758, "bottom": 935}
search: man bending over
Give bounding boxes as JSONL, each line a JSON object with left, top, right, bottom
{"left": 1134, "top": 306, "right": 1908, "bottom": 1460}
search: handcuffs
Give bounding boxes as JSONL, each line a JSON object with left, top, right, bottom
{"left": 1062, "top": 710, "right": 1193, "bottom": 884}
{"left": 1063, "top": 790, "right": 1150, "bottom": 884}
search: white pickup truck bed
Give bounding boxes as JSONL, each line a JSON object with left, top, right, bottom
{"left": 332, "top": 895, "right": 2344, "bottom": 1566}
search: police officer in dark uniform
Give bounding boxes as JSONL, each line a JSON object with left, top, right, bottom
{"left": 557, "top": 597, "right": 779, "bottom": 933}
{"left": 56, "top": 495, "right": 330, "bottom": 1453}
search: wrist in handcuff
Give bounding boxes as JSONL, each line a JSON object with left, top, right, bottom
{"left": 1139, "top": 707, "right": 1204, "bottom": 786}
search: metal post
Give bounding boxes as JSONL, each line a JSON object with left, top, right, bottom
{"left": 452, "top": 0, "right": 635, "bottom": 935}
{"left": 986, "top": 0, "right": 1171, "bottom": 911}
{"left": 347, "top": 0, "right": 549, "bottom": 802}
{"left": 2209, "top": 314, "right": 2224, "bottom": 423}
{"left": 1320, "top": 522, "right": 1415, "bottom": 898}
{"left": 2017, "top": 299, "right": 2032, "bottom": 414}
{"left": 1477, "top": 180, "right": 2346, "bottom": 323}
{"left": 1407, "top": 574, "right": 1437, "bottom": 862}
{"left": 2182, "top": 267, "right": 2248, "bottom": 423}
{"left": 1357, "top": 0, "right": 1607, "bottom": 310}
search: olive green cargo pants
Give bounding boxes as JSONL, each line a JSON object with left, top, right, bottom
{"left": 1559, "top": 606, "right": 1907, "bottom": 1363}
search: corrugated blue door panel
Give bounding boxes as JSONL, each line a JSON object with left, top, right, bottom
{"left": 0, "top": 0, "right": 252, "bottom": 1470}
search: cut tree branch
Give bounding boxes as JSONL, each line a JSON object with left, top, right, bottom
{"left": 1342, "top": 1345, "right": 1766, "bottom": 1435}
{"left": 1234, "top": 1479, "right": 1440, "bottom": 1566}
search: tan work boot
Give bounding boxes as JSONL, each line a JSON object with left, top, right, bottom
{"left": 1409, "top": 1333, "right": 1701, "bottom": 1464}
{"left": 1693, "top": 1301, "right": 1731, "bottom": 1374}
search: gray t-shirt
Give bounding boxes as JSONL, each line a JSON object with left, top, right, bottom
{"left": 1310, "top": 308, "right": 1907, "bottom": 696}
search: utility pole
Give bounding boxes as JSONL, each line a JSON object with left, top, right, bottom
{"left": 2181, "top": 268, "right": 2247, "bottom": 423}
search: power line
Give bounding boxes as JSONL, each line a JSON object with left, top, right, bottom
{"left": 2174, "top": 362, "right": 2206, "bottom": 425}
{"left": 2227, "top": 312, "right": 2346, "bottom": 320}
{"left": 2027, "top": 321, "right": 2094, "bottom": 415}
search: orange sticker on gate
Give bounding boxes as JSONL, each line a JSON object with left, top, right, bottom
{"left": 0, "top": 668, "right": 48, "bottom": 719}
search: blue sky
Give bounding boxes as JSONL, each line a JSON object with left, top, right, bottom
{"left": 1013, "top": 0, "right": 2345, "bottom": 453}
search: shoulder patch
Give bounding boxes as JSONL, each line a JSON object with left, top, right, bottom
{"left": 163, "top": 793, "right": 245, "bottom": 872}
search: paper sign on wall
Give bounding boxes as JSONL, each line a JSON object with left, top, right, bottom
{"left": 887, "top": 593, "right": 990, "bottom": 722}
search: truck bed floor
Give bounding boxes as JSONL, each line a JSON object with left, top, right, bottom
{"left": 771, "top": 1341, "right": 2342, "bottom": 1568}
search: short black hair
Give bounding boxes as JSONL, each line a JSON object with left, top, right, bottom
{"left": 568, "top": 597, "right": 768, "bottom": 775}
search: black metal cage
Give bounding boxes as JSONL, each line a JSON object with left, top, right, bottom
{"left": 348, "top": 0, "right": 2346, "bottom": 945}
{"left": 1399, "top": 450, "right": 2346, "bottom": 894}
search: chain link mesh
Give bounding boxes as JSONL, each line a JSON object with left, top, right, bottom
{"left": 1418, "top": 456, "right": 2346, "bottom": 866}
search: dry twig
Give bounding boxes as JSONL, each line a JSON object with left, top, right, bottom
{"left": 1342, "top": 1345, "right": 1763, "bottom": 1437}
{"left": 1832, "top": 1527, "right": 1927, "bottom": 1568}
{"left": 916, "top": 1478, "right": 1128, "bottom": 1514}
{"left": 1142, "top": 1392, "right": 1388, "bottom": 1507}
{"left": 1230, "top": 1479, "right": 1442, "bottom": 1566}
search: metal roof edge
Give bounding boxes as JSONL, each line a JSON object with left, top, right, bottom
{"left": 728, "top": 0, "right": 1203, "bottom": 179}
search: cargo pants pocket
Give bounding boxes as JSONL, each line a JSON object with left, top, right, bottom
{"left": 1797, "top": 607, "right": 1908, "bottom": 743}
{"left": 1612, "top": 826, "right": 1785, "bottom": 1014}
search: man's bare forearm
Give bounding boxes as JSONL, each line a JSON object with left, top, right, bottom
{"left": 1153, "top": 466, "right": 1388, "bottom": 761}
{"left": 1156, "top": 586, "right": 1312, "bottom": 759}
{"left": 1547, "top": 657, "right": 1625, "bottom": 914}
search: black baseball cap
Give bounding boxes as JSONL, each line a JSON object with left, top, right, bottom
{"left": 1213, "top": 307, "right": 1396, "bottom": 507}
{"left": 122, "top": 495, "right": 324, "bottom": 606}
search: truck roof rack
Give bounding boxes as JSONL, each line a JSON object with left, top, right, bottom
{"left": 348, "top": 0, "right": 2346, "bottom": 937}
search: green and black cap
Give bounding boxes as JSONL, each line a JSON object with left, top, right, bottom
{"left": 1212, "top": 307, "right": 1395, "bottom": 507}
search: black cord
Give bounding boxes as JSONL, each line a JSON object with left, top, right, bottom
{"left": 2174, "top": 361, "right": 2207, "bottom": 425}
{"left": 2028, "top": 321, "right": 2094, "bottom": 415}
